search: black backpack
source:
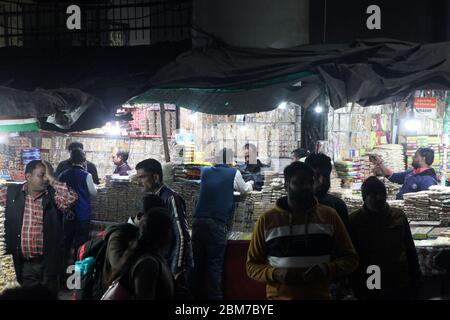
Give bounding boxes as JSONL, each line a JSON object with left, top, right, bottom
{"left": 73, "top": 232, "right": 107, "bottom": 300}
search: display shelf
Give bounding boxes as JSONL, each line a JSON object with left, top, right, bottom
{"left": 204, "top": 122, "right": 295, "bottom": 125}
{"left": 39, "top": 130, "right": 173, "bottom": 141}
{"left": 399, "top": 134, "right": 440, "bottom": 137}
{"left": 205, "top": 139, "right": 296, "bottom": 142}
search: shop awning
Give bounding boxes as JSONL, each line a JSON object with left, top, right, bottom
{"left": 0, "top": 38, "right": 449, "bottom": 132}
{"left": 0, "top": 118, "right": 39, "bottom": 132}
{"left": 129, "top": 38, "right": 450, "bottom": 113}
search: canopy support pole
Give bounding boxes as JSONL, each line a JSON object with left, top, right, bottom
{"left": 160, "top": 103, "right": 171, "bottom": 162}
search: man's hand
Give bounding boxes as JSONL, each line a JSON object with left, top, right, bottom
{"left": 302, "top": 264, "right": 328, "bottom": 283}
{"left": 174, "top": 269, "right": 186, "bottom": 285}
{"left": 369, "top": 155, "right": 392, "bottom": 177}
{"left": 41, "top": 161, "right": 56, "bottom": 185}
{"left": 273, "top": 268, "right": 304, "bottom": 286}
{"left": 273, "top": 265, "right": 328, "bottom": 286}
{"left": 369, "top": 154, "right": 383, "bottom": 166}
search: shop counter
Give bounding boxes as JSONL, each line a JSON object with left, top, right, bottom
{"left": 223, "top": 240, "right": 266, "bottom": 300}
{"left": 222, "top": 239, "right": 450, "bottom": 299}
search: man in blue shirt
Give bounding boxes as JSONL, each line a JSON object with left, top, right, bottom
{"left": 190, "top": 148, "right": 253, "bottom": 300}
{"left": 59, "top": 149, "right": 97, "bottom": 259}
{"left": 370, "top": 147, "right": 438, "bottom": 200}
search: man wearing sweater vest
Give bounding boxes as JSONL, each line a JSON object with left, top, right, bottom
{"left": 190, "top": 148, "right": 254, "bottom": 300}
{"left": 246, "top": 161, "right": 358, "bottom": 299}
{"left": 58, "top": 149, "right": 97, "bottom": 257}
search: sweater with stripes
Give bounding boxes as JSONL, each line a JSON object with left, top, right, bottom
{"left": 246, "top": 196, "right": 358, "bottom": 300}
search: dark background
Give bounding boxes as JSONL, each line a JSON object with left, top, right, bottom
{"left": 310, "top": 0, "right": 450, "bottom": 44}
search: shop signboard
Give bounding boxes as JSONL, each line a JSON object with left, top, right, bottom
{"left": 414, "top": 97, "right": 437, "bottom": 118}
{"left": 176, "top": 132, "right": 194, "bottom": 144}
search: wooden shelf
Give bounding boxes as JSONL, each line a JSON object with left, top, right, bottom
{"left": 39, "top": 130, "right": 174, "bottom": 141}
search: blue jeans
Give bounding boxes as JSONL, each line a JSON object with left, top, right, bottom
{"left": 189, "top": 218, "right": 228, "bottom": 300}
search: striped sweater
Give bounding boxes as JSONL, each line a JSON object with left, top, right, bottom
{"left": 246, "top": 197, "right": 358, "bottom": 300}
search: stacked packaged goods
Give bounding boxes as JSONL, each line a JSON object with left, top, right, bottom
{"left": 384, "top": 180, "right": 402, "bottom": 200}
{"left": 387, "top": 200, "right": 405, "bottom": 211}
{"left": 172, "top": 164, "right": 203, "bottom": 180}
{"left": 334, "top": 160, "right": 363, "bottom": 189}
{"left": 428, "top": 186, "right": 450, "bottom": 225}
{"left": 0, "top": 144, "right": 9, "bottom": 170}
{"left": 128, "top": 105, "right": 177, "bottom": 137}
{"left": 364, "top": 144, "right": 405, "bottom": 179}
{"left": 341, "top": 194, "right": 364, "bottom": 213}
{"left": 362, "top": 156, "right": 376, "bottom": 180}
{"left": 378, "top": 144, "right": 405, "bottom": 172}
{"left": 406, "top": 136, "right": 443, "bottom": 172}
{"left": 230, "top": 172, "right": 285, "bottom": 233}
{"left": 201, "top": 107, "right": 296, "bottom": 161}
{"left": 5, "top": 137, "right": 32, "bottom": 180}
{"left": 232, "top": 191, "right": 276, "bottom": 233}
{"left": 0, "top": 192, "right": 19, "bottom": 293}
{"left": 0, "top": 204, "right": 5, "bottom": 256}
{"left": 403, "top": 191, "right": 431, "bottom": 221}
{"left": 90, "top": 183, "right": 143, "bottom": 223}
{"left": 0, "top": 255, "right": 19, "bottom": 294}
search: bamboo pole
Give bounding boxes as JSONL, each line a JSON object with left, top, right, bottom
{"left": 160, "top": 103, "right": 171, "bottom": 162}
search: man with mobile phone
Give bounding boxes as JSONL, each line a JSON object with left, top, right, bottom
{"left": 369, "top": 148, "right": 437, "bottom": 199}
{"left": 246, "top": 162, "right": 358, "bottom": 299}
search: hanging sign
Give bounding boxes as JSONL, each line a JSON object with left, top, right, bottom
{"left": 176, "top": 132, "right": 194, "bottom": 144}
{"left": 414, "top": 97, "right": 437, "bottom": 117}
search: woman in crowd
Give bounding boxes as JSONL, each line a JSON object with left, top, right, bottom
{"left": 107, "top": 207, "right": 175, "bottom": 300}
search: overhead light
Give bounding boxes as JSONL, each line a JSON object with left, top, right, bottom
{"left": 278, "top": 102, "right": 287, "bottom": 109}
{"left": 0, "top": 133, "right": 8, "bottom": 144}
{"left": 104, "top": 121, "right": 121, "bottom": 135}
{"left": 189, "top": 112, "right": 197, "bottom": 122}
{"left": 314, "top": 105, "right": 323, "bottom": 113}
{"left": 405, "top": 118, "right": 420, "bottom": 131}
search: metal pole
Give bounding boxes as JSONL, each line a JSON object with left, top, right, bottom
{"left": 160, "top": 103, "right": 171, "bottom": 163}
{"left": 294, "top": 104, "right": 302, "bottom": 148}
{"left": 442, "top": 91, "right": 450, "bottom": 186}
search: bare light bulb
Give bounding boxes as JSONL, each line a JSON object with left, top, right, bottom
{"left": 278, "top": 102, "right": 287, "bottom": 109}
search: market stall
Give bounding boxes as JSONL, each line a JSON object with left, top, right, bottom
{"left": 323, "top": 90, "right": 450, "bottom": 298}
{"left": 0, "top": 104, "right": 179, "bottom": 235}
{"left": 1, "top": 89, "right": 449, "bottom": 299}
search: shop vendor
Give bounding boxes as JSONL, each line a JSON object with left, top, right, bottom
{"left": 370, "top": 147, "right": 438, "bottom": 200}
{"left": 112, "top": 147, "right": 132, "bottom": 176}
{"left": 238, "top": 143, "right": 268, "bottom": 191}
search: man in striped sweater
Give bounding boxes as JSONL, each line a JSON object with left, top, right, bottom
{"left": 246, "top": 161, "right": 358, "bottom": 299}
